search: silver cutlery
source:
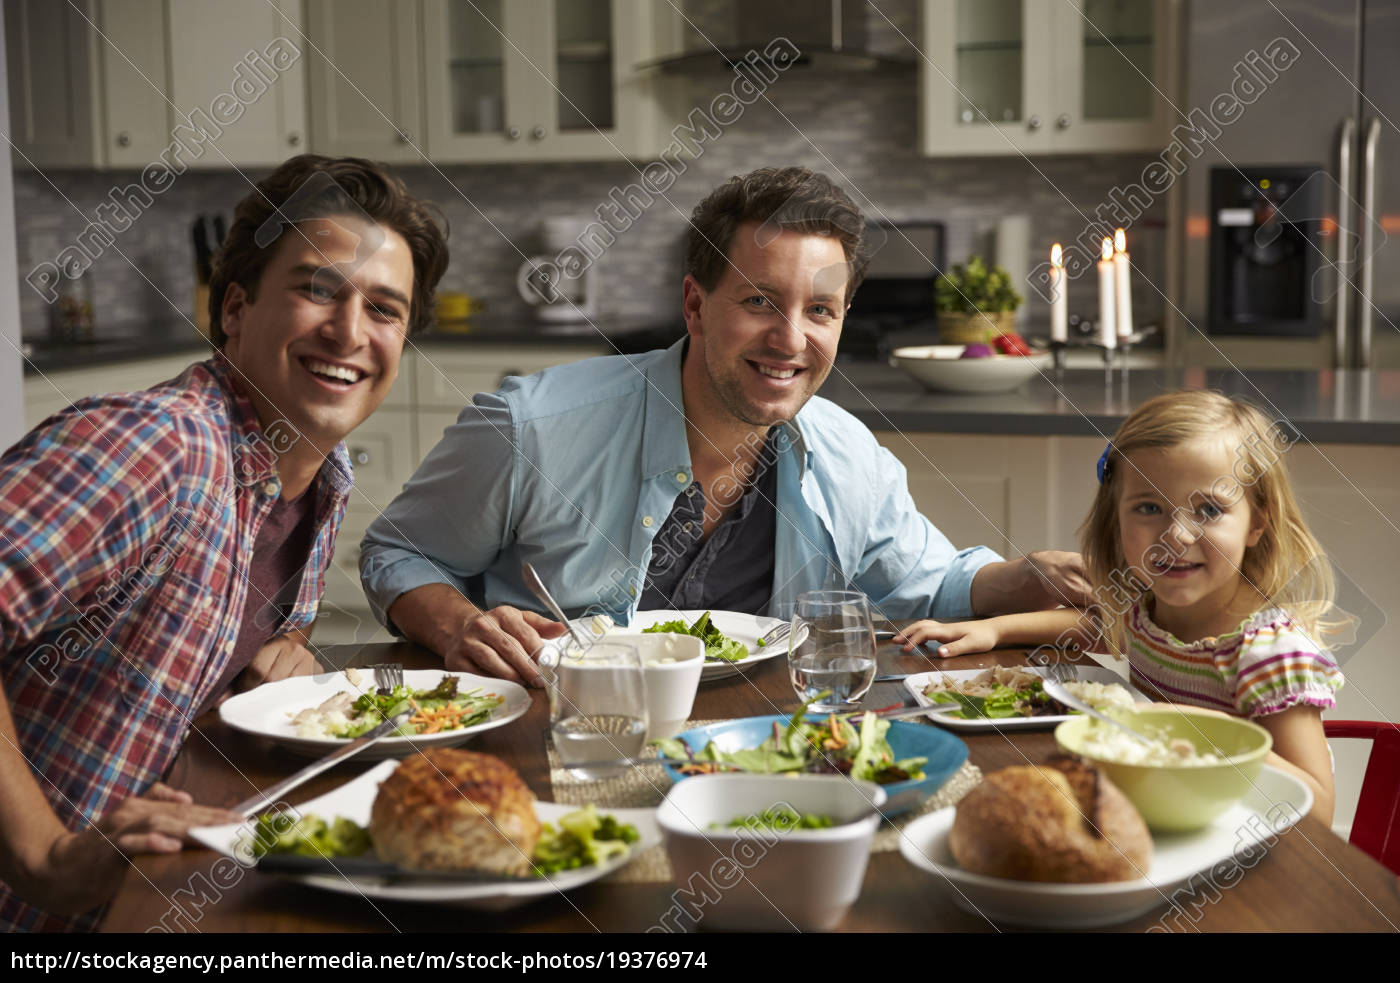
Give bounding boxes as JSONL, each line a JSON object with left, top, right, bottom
{"left": 254, "top": 853, "right": 535, "bottom": 883}
{"left": 231, "top": 711, "right": 412, "bottom": 817}
{"left": 757, "top": 621, "right": 791, "bottom": 647}
{"left": 522, "top": 561, "right": 588, "bottom": 650}
{"left": 873, "top": 673, "right": 910, "bottom": 683}
{"left": 367, "top": 662, "right": 403, "bottom": 691}
{"left": 1040, "top": 677, "right": 1154, "bottom": 746}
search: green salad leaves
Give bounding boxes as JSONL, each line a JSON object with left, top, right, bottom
{"left": 652, "top": 697, "right": 927, "bottom": 785}
{"left": 642, "top": 611, "right": 747, "bottom": 662}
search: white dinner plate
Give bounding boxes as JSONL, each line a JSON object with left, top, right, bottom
{"left": 898, "top": 764, "right": 1312, "bottom": 929}
{"left": 218, "top": 669, "right": 531, "bottom": 759}
{"left": 588, "top": 610, "right": 789, "bottom": 681}
{"left": 190, "top": 760, "right": 660, "bottom": 911}
{"left": 903, "top": 666, "right": 1149, "bottom": 731}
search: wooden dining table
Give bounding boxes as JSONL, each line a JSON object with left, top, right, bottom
{"left": 100, "top": 638, "right": 1400, "bottom": 933}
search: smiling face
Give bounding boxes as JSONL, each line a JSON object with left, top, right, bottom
{"left": 681, "top": 222, "right": 849, "bottom": 434}
{"left": 220, "top": 216, "right": 415, "bottom": 480}
{"left": 1116, "top": 438, "right": 1266, "bottom": 640}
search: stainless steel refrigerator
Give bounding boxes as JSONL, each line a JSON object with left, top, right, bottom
{"left": 1172, "top": 0, "right": 1400, "bottom": 369}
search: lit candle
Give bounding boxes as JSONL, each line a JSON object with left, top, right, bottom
{"left": 1113, "top": 228, "right": 1133, "bottom": 342}
{"left": 1097, "top": 237, "right": 1116, "bottom": 349}
{"left": 1050, "top": 243, "right": 1067, "bottom": 343}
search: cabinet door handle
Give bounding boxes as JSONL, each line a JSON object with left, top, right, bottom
{"left": 531, "top": 125, "right": 546, "bottom": 140}
{"left": 1027, "top": 115, "right": 1042, "bottom": 131}
{"left": 116, "top": 132, "right": 131, "bottom": 147}
{"left": 287, "top": 132, "right": 301, "bottom": 146}
{"left": 1056, "top": 113, "right": 1071, "bottom": 129}
{"left": 396, "top": 128, "right": 413, "bottom": 144}
{"left": 350, "top": 447, "right": 372, "bottom": 467}
{"left": 507, "top": 125, "right": 521, "bottom": 140}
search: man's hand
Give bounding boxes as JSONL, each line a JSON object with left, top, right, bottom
{"left": 443, "top": 605, "right": 569, "bottom": 687}
{"left": 233, "top": 635, "right": 323, "bottom": 693}
{"left": 970, "top": 550, "right": 1090, "bottom": 616}
{"left": 1023, "top": 550, "right": 1091, "bottom": 609}
{"left": 33, "top": 783, "right": 239, "bottom": 915}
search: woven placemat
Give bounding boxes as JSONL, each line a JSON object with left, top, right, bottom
{"left": 547, "top": 719, "right": 984, "bottom": 883}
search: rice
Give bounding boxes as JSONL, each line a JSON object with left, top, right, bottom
{"left": 1079, "top": 718, "right": 1222, "bottom": 766}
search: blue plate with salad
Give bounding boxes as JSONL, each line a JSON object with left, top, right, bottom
{"left": 652, "top": 705, "right": 970, "bottom": 816}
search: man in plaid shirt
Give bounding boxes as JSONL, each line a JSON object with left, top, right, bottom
{"left": 0, "top": 155, "right": 448, "bottom": 931}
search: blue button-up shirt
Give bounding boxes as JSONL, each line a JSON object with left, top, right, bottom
{"left": 359, "top": 340, "right": 1001, "bottom": 628}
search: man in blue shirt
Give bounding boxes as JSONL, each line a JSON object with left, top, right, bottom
{"left": 360, "top": 167, "right": 1088, "bottom": 685}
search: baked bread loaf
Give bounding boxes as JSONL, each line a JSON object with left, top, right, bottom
{"left": 949, "top": 753, "right": 1151, "bottom": 883}
{"left": 370, "top": 749, "right": 541, "bottom": 875}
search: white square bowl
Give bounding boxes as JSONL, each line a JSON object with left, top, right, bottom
{"left": 656, "top": 773, "right": 885, "bottom": 931}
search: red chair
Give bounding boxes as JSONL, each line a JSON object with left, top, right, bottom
{"left": 1326, "top": 721, "right": 1400, "bottom": 875}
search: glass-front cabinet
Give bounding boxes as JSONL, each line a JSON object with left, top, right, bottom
{"left": 920, "top": 0, "right": 1171, "bottom": 155}
{"left": 422, "top": 0, "right": 667, "bottom": 161}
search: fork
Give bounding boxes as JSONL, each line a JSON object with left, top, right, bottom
{"left": 758, "top": 622, "right": 791, "bottom": 647}
{"left": 367, "top": 662, "right": 403, "bottom": 691}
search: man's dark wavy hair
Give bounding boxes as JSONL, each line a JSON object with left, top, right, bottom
{"left": 684, "top": 166, "right": 869, "bottom": 300}
{"left": 208, "top": 154, "right": 448, "bottom": 346}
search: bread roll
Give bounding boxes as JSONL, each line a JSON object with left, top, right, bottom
{"left": 949, "top": 754, "right": 1151, "bottom": 883}
{"left": 370, "top": 749, "right": 541, "bottom": 875}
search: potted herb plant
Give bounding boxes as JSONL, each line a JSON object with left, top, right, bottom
{"left": 933, "top": 255, "right": 1024, "bottom": 344}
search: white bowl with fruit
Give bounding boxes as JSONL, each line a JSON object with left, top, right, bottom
{"left": 893, "top": 342, "right": 1051, "bottom": 395}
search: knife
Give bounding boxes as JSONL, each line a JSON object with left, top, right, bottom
{"left": 255, "top": 853, "right": 535, "bottom": 883}
{"left": 231, "top": 711, "right": 411, "bottom": 817}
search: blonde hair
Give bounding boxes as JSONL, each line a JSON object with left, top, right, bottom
{"left": 1078, "top": 390, "right": 1338, "bottom": 655}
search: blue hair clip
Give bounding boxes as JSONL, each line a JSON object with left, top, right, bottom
{"left": 1096, "top": 444, "right": 1113, "bottom": 485}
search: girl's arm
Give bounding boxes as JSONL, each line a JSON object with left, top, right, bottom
{"left": 1257, "top": 706, "right": 1335, "bottom": 827}
{"left": 894, "top": 607, "right": 1094, "bottom": 658}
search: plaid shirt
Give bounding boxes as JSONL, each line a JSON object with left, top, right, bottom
{"left": 0, "top": 357, "right": 351, "bottom": 932}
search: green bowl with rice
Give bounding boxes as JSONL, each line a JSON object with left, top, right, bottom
{"left": 1054, "top": 708, "right": 1273, "bottom": 833}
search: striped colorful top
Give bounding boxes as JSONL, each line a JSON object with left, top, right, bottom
{"left": 0, "top": 358, "right": 352, "bottom": 933}
{"left": 1125, "top": 599, "right": 1343, "bottom": 718}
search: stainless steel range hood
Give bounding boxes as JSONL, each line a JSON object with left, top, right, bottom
{"left": 641, "top": 0, "right": 915, "bottom": 75}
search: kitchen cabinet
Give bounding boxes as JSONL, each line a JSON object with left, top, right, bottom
{"left": 23, "top": 352, "right": 199, "bottom": 428}
{"left": 919, "top": 0, "right": 1173, "bottom": 156}
{"left": 5, "top": 0, "right": 305, "bottom": 169}
{"left": 419, "top": 0, "right": 670, "bottom": 162}
{"left": 303, "top": 0, "right": 424, "bottom": 162}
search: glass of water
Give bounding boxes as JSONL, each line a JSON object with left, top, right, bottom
{"left": 545, "top": 641, "right": 648, "bottom": 779}
{"left": 788, "top": 591, "right": 877, "bottom": 713}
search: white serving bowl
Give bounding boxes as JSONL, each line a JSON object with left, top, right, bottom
{"left": 893, "top": 344, "right": 1052, "bottom": 394}
{"left": 603, "top": 632, "right": 704, "bottom": 739}
{"left": 656, "top": 773, "right": 885, "bottom": 931}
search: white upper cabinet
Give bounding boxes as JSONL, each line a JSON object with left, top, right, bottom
{"left": 920, "top": 0, "right": 1172, "bottom": 156}
{"left": 419, "top": 0, "right": 668, "bottom": 162}
{"left": 163, "top": 0, "right": 306, "bottom": 168}
{"left": 6, "top": 0, "right": 306, "bottom": 169}
{"left": 304, "top": 0, "right": 424, "bottom": 162}
{"left": 5, "top": 0, "right": 103, "bottom": 168}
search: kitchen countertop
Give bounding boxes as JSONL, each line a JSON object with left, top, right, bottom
{"left": 21, "top": 317, "right": 681, "bottom": 375}
{"left": 25, "top": 327, "right": 1399, "bottom": 445}
{"left": 817, "top": 362, "right": 1400, "bottom": 445}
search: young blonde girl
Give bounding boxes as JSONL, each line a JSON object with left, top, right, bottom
{"left": 895, "top": 390, "right": 1344, "bottom": 822}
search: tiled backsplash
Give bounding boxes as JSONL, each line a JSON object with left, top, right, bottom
{"left": 13, "top": 73, "right": 1166, "bottom": 344}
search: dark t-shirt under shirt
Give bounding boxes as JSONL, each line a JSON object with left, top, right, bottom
{"left": 193, "top": 490, "right": 317, "bottom": 716}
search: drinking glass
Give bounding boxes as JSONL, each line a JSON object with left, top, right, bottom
{"left": 787, "top": 591, "right": 877, "bottom": 713}
{"left": 544, "top": 640, "right": 648, "bottom": 779}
